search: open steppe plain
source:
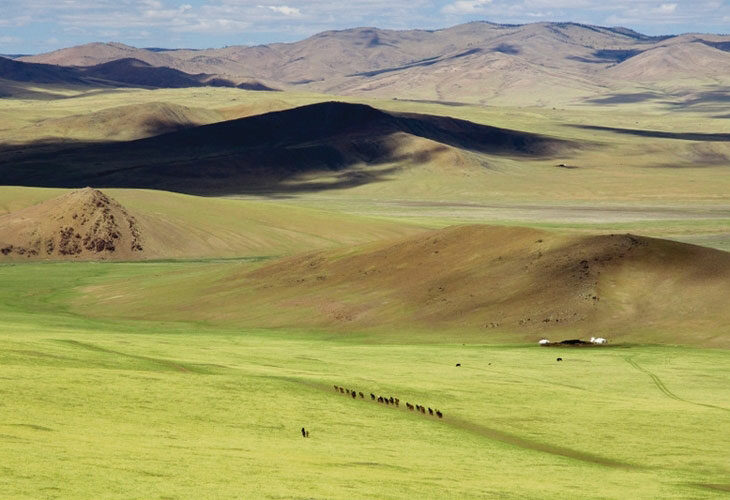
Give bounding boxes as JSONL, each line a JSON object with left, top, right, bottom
{"left": 0, "top": 84, "right": 728, "bottom": 499}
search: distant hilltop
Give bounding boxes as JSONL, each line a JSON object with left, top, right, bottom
{"left": 6, "top": 21, "right": 729, "bottom": 105}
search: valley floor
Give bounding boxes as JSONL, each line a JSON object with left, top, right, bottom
{"left": 1, "top": 261, "right": 729, "bottom": 499}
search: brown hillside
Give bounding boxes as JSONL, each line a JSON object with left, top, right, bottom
{"left": 605, "top": 43, "right": 730, "bottom": 82}
{"left": 230, "top": 225, "right": 730, "bottom": 346}
{"left": 0, "top": 188, "right": 145, "bottom": 260}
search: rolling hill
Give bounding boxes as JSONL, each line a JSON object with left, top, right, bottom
{"left": 77, "top": 224, "right": 730, "bottom": 346}
{"left": 17, "top": 22, "right": 730, "bottom": 104}
{"left": 4, "top": 102, "right": 224, "bottom": 142}
{"left": 0, "top": 101, "right": 572, "bottom": 195}
{"left": 0, "top": 186, "right": 425, "bottom": 260}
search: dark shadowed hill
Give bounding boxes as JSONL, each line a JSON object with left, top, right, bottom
{"left": 0, "top": 56, "right": 276, "bottom": 93}
{"left": 0, "top": 102, "right": 571, "bottom": 195}
{"left": 0, "top": 56, "right": 87, "bottom": 85}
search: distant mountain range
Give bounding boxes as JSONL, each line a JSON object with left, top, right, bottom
{"left": 4, "top": 21, "right": 730, "bottom": 104}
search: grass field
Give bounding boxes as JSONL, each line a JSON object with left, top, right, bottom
{"left": 1, "top": 85, "right": 729, "bottom": 498}
{"left": 1, "top": 260, "right": 729, "bottom": 499}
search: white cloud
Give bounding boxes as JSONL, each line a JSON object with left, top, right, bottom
{"left": 0, "top": 0, "right": 727, "bottom": 52}
{"left": 267, "top": 5, "right": 302, "bottom": 16}
{"left": 0, "top": 36, "right": 21, "bottom": 45}
{"left": 654, "top": 3, "right": 677, "bottom": 14}
{"left": 442, "top": 0, "right": 493, "bottom": 14}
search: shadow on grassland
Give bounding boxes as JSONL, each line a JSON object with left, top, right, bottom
{"left": 0, "top": 101, "right": 572, "bottom": 196}
{"left": 569, "top": 124, "right": 730, "bottom": 142}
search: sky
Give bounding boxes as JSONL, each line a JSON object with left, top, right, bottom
{"left": 0, "top": 0, "right": 728, "bottom": 54}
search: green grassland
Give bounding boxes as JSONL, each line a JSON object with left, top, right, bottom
{"left": 1, "top": 85, "right": 729, "bottom": 498}
{"left": 1, "top": 261, "right": 729, "bottom": 499}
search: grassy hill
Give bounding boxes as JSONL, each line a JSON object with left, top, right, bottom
{"left": 72, "top": 225, "right": 730, "bottom": 347}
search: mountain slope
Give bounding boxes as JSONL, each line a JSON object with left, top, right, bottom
{"left": 18, "top": 22, "right": 730, "bottom": 104}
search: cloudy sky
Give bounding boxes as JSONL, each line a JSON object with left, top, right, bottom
{"left": 1, "top": 0, "right": 728, "bottom": 54}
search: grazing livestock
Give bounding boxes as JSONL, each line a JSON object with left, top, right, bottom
{"left": 370, "top": 393, "right": 375, "bottom": 400}
{"left": 538, "top": 339, "right": 550, "bottom": 345}
{"left": 377, "top": 396, "right": 383, "bottom": 403}
{"left": 359, "top": 392, "right": 364, "bottom": 398}
{"left": 557, "top": 357, "right": 563, "bottom": 362}
{"left": 301, "top": 427, "right": 306, "bottom": 438}
{"left": 406, "top": 403, "right": 414, "bottom": 410}
{"left": 590, "top": 337, "right": 607, "bottom": 344}
{"left": 420, "top": 407, "right": 426, "bottom": 414}
{"left": 456, "top": 363, "right": 461, "bottom": 367}
{"left": 339, "top": 387, "right": 344, "bottom": 393}
{"left": 428, "top": 408, "right": 433, "bottom": 415}
{"left": 389, "top": 397, "right": 394, "bottom": 404}
{"left": 334, "top": 385, "right": 338, "bottom": 391}
{"left": 351, "top": 391, "right": 356, "bottom": 399}
{"left": 436, "top": 410, "right": 443, "bottom": 418}
{"left": 305, "top": 430, "right": 309, "bottom": 438}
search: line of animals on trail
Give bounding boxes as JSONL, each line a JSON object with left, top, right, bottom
{"left": 333, "top": 385, "right": 443, "bottom": 419}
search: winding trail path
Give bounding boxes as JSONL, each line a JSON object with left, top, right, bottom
{"left": 624, "top": 356, "right": 728, "bottom": 412}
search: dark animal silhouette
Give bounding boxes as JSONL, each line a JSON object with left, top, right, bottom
{"left": 406, "top": 403, "right": 414, "bottom": 410}
{"left": 557, "top": 357, "right": 563, "bottom": 362}
{"left": 377, "top": 396, "right": 383, "bottom": 403}
{"left": 389, "top": 397, "right": 394, "bottom": 404}
{"left": 339, "top": 387, "right": 344, "bottom": 393}
{"left": 359, "top": 392, "right": 364, "bottom": 398}
{"left": 428, "top": 408, "right": 433, "bottom": 415}
{"left": 305, "top": 430, "right": 309, "bottom": 438}
{"left": 436, "top": 410, "right": 443, "bottom": 418}
{"left": 394, "top": 398, "right": 400, "bottom": 405}
{"left": 420, "top": 407, "right": 426, "bottom": 414}
{"left": 333, "top": 385, "right": 338, "bottom": 391}
{"left": 456, "top": 363, "right": 461, "bottom": 367}
{"left": 370, "top": 393, "right": 375, "bottom": 400}
{"left": 301, "top": 427, "right": 306, "bottom": 438}
{"left": 351, "top": 391, "right": 357, "bottom": 399}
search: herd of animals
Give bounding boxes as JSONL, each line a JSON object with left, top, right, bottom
{"left": 305, "top": 354, "right": 581, "bottom": 437}
{"left": 333, "top": 385, "right": 443, "bottom": 419}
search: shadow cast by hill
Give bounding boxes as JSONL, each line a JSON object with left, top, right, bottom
{"left": 0, "top": 102, "right": 571, "bottom": 196}
{"left": 570, "top": 124, "right": 730, "bottom": 142}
